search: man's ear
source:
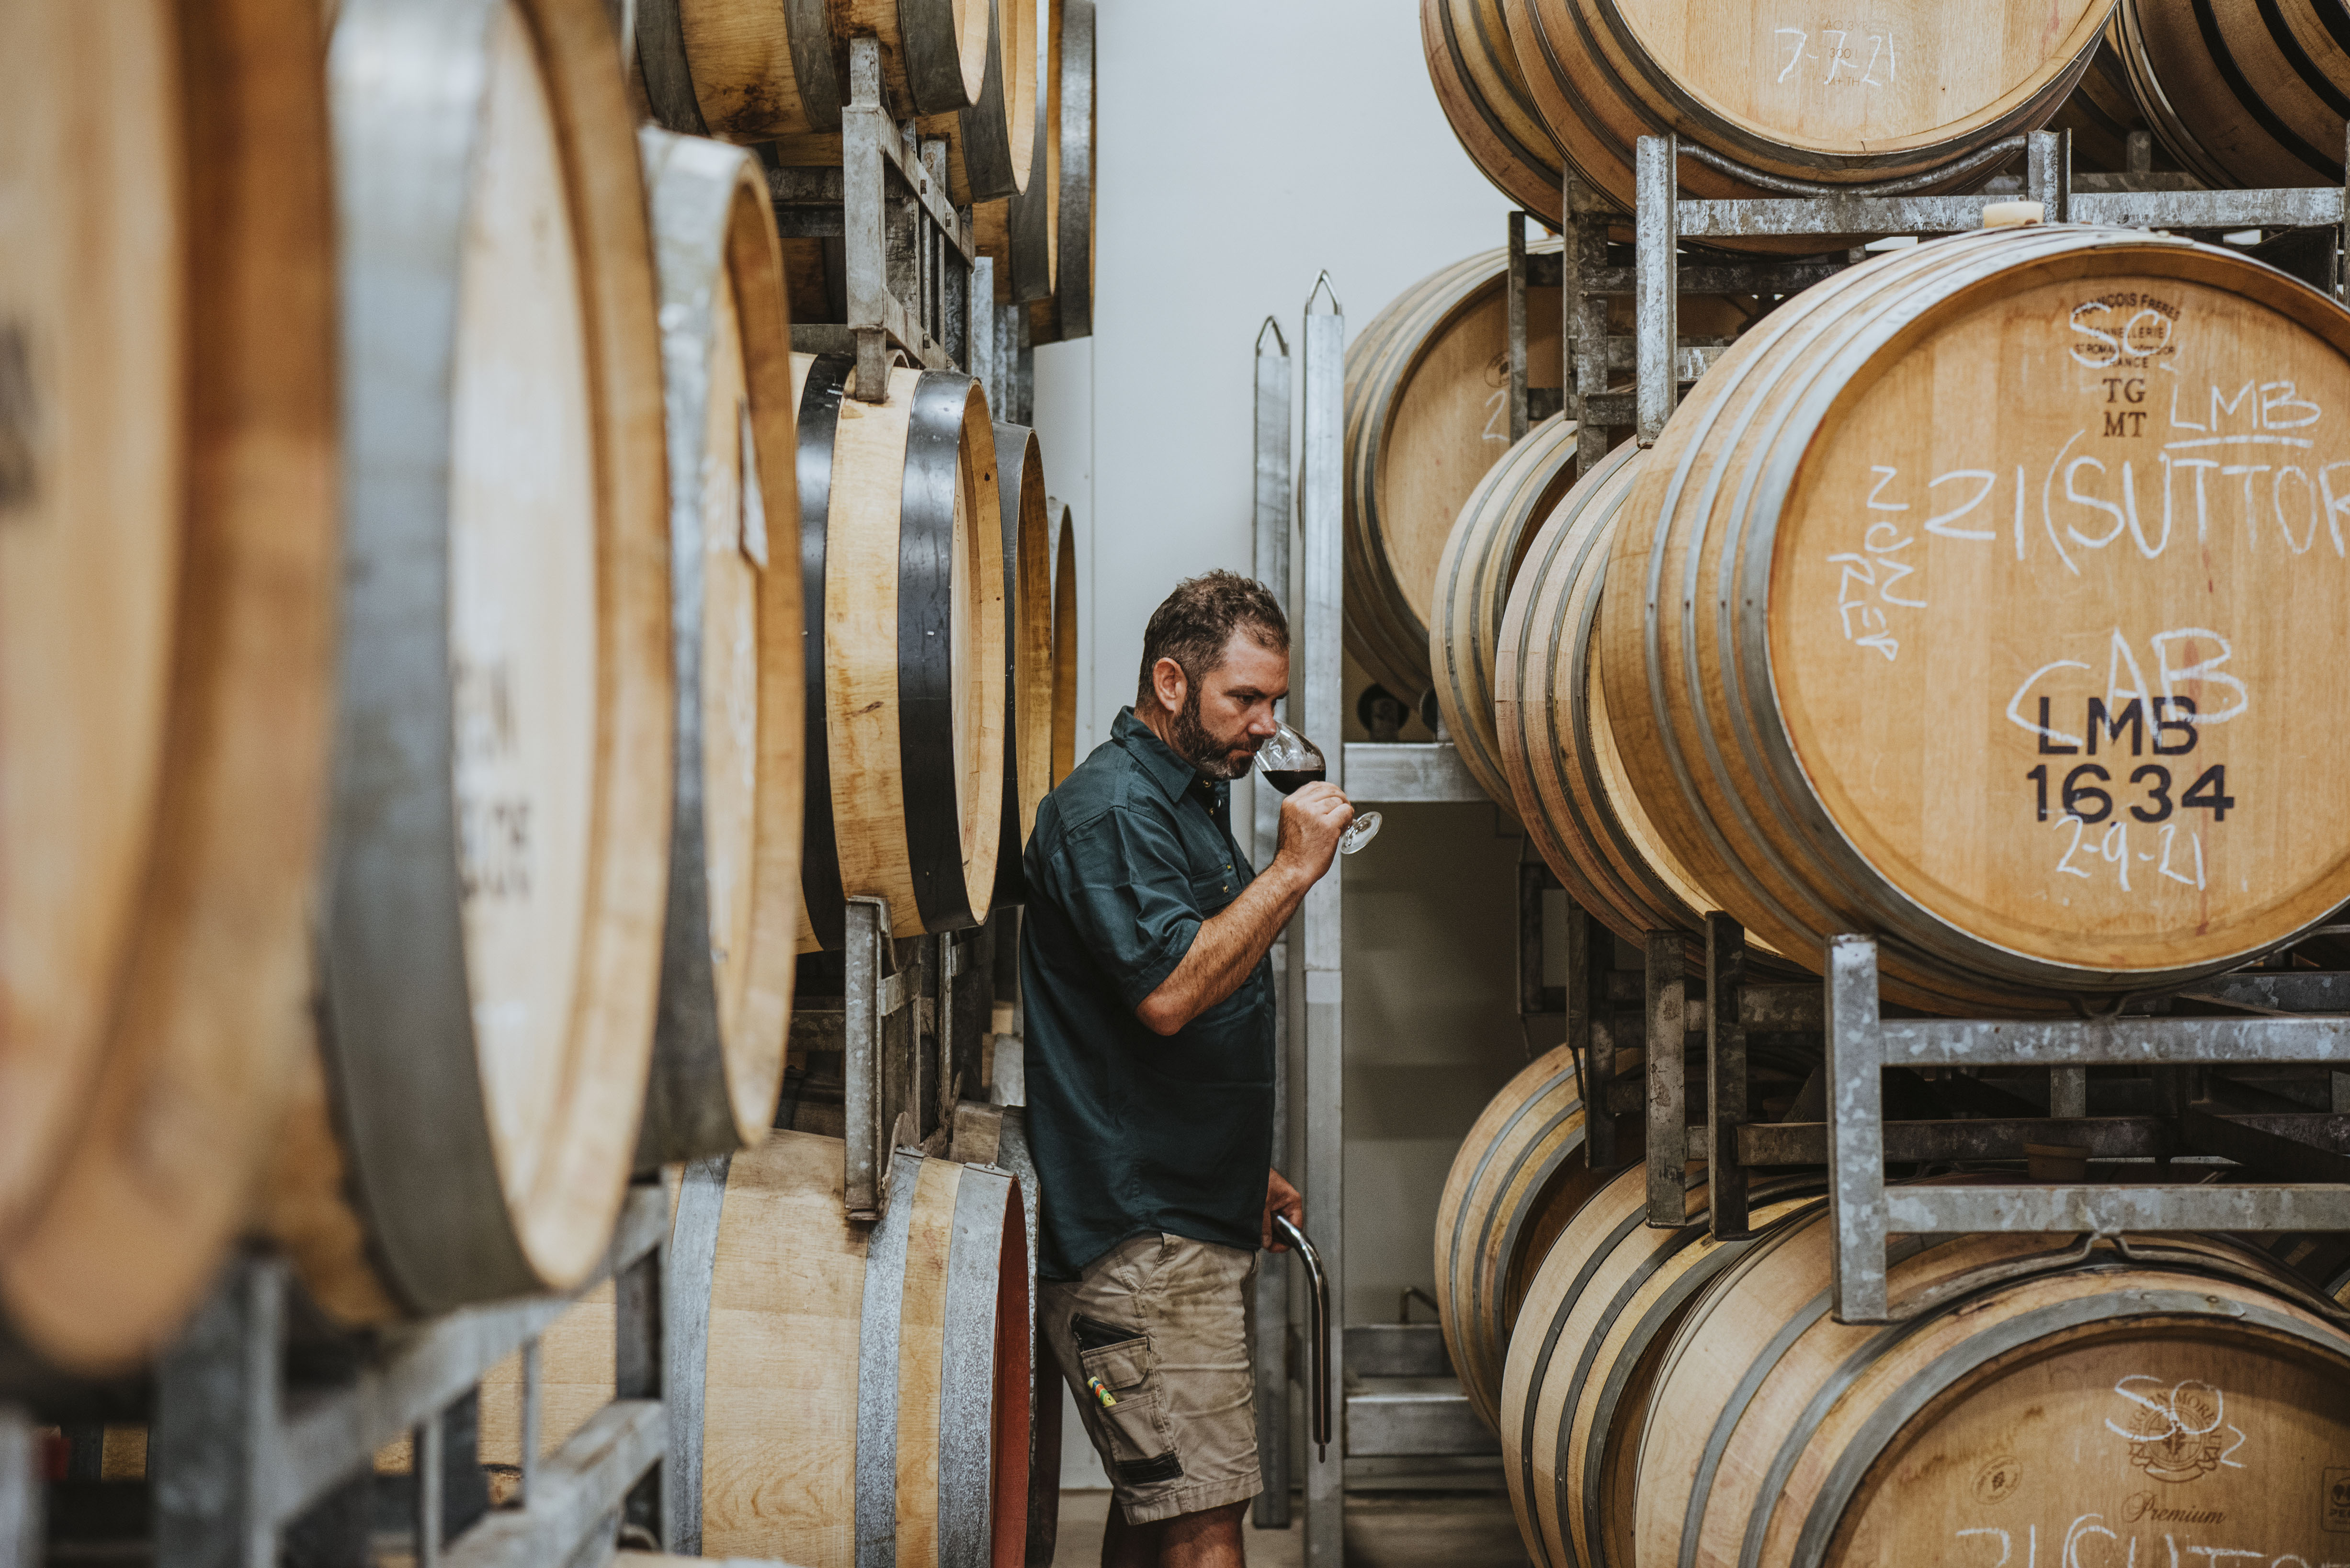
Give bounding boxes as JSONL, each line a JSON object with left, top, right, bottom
{"left": 1151, "top": 656, "right": 1187, "bottom": 715}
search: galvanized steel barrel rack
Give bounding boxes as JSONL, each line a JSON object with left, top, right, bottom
{"left": 1576, "top": 125, "right": 2350, "bottom": 1326}
{"left": 3, "top": 1185, "right": 674, "bottom": 1568}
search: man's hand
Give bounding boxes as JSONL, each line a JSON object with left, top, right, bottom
{"left": 1274, "top": 781, "right": 1354, "bottom": 885}
{"left": 1262, "top": 1168, "right": 1304, "bottom": 1251}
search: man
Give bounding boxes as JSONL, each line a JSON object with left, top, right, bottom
{"left": 1022, "top": 570, "right": 1353, "bottom": 1568}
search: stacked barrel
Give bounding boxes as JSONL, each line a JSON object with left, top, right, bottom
{"left": 1410, "top": 9, "right": 2350, "bottom": 1564}
{"left": 5, "top": 0, "right": 1080, "bottom": 1555}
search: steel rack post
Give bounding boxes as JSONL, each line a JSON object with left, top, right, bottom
{"left": 842, "top": 894, "right": 897, "bottom": 1219}
{"left": 1634, "top": 135, "right": 1680, "bottom": 444}
{"left": 0, "top": 1409, "right": 32, "bottom": 1568}
{"left": 1562, "top": 178, "right": 1612, "bottom": 474}
{"left": 1567, "top": 902, "right": 1621, "bottom": 1168}
{"left": 1299, "top": 271, "right": 1346, "bottom": 1568}
{"left": 1643, "top": 932, "right": 1691, "bottom": 1224}
{"left": 1703, "top": 914, "right": 1751, "bottom": 1239}
{"left": 1249, "top": 314, "right": 1295, "bottom": 1532}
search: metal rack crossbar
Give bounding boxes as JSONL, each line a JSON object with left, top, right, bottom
{"left": 1825, "top": 936, "right": 2350, "bottom": 1322}
{"left": 7, "top": 1182, "right": 679, "bottom": 1568}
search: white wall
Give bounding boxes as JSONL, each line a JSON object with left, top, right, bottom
{"left": 1030, "top": 0, "right": 1548, "bottom": 1486}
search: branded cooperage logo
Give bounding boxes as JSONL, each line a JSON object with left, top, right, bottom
{"left": 2106, "top": 1377, "right": 2245, "bottom": 1485}
{"left": 1974, "top": 1455, "right": 2024, "bottom": 1505}
{"left": 2325, "top": 1467, "right": 2350, "bottom": 1533}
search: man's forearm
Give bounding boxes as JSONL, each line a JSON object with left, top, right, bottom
{"left": 1135, "top": 862, "right": 1309, "bottom": 1036}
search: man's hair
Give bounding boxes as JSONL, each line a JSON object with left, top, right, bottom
{"left": 1135, "top": 570, "right": 1289, "bottom": 706}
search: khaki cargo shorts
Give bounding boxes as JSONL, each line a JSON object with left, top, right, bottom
{"left": 1040, "top": 1232, "right": 1262, "bottom": 1523}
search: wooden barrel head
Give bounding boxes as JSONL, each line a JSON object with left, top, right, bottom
{"left": 0, "top": 0, "right": 336, "bottom": 1373}
{"left": 1049, "top": 503, "right": 1078, "bottom": 783}
{"left": 299, "top": 0, "right": 670, "bottom": 1316}
{"left": 1347, "top": 246, "right": 1563, "bottom": 706}
{"left": 993, "top": 423, "right": 1053, "bottom": 908}
{"left": 1767, "top": 237, "right": 2350, "bottom": 979}
{"left": 636, "top": 129, "right": 806, "bottom": 1165}
{"left": 1029, "top": 0, "right": 1091, "bottom": 343}
{"left": 1642, "top": 1217, "right": 2350, "bottom": 1568}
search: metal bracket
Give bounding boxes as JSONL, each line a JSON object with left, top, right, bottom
{"left": 129, "top": 1186, "right": 672, "bottom": 1568}
{"left": 842, "top": 894, "right": 900, "bottom": 1219}
{"left": 1825, "top": 935, "right": 2350, "bottom": 1324}
{"left": 770, "top": 36, "right": 976, "bottom": 396}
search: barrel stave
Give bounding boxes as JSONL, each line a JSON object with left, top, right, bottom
{"left": 1430, "top": 411, "right": 1582, "bottom": 814}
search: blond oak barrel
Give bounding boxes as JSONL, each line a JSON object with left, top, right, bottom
{"left": 2050, "top": 22, "right": 2150, "bottom": 173}
{"left": 1049, "top": 500, "right": 1079, "bottom": 784}
{"left": 0, "top": 0, "right": 336, "bottom": 1376}
{"left": 1010, "top": 0, "right": 1062, "bottom": 305}
{"left": 1421, "top": 0, "right": 1570, "bottom": 222}
{"left": 1601, "top": 225, "right": 2350, "bottom": 1012}
{"left": 1496, "top": 443, "right": 1776, "bottom": 953}
{"left": 1500, "top": 1165, "right": 1827, "bottom": 1568}
{"left": 1029, "top": 0, "right": 1093, "bottom": 344}
{"left": 1430, "top": 412, "right": 1582, "bottom": 814}
{"left": 646, "top": 0, "right": 988, "bottom": 141}
{"left": 268, "top": 0, "right": 672, "bottom": 1322}
{"left": 634, "top": 130, "right": 806, "bottom": 1167}
{"left": 794, "top": 354, "right": 1007, "bottom": 949}
{"left": 1637, "top": 1216, "right": 2350, "bottom": 1568}
{"left": 1432, "top": 1045, "right": 1613, "bottom": 1432}
{"left": 1346, "top": 245, "right": 1564, "bottom": 709}
{"left": 2114, "top": 0, "right": 2350, "bottom": 189}
{"left": 993, "top": 424, "right": 1054, "bottom": 905}
{"left": 1508, "top": 0, "right": 2111, "bottom": 225}
{"left": 479, "top": 1134, "right": 1033, "bottom": 1566}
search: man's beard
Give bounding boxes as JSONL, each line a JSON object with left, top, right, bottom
{"left": 1169, "top": 683, "right": 1259, "bottom": 780}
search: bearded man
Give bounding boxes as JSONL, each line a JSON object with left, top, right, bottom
{"left": 1022, "top": 570, "right": 1353, "bottom": 1568}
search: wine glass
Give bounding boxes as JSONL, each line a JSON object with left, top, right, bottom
{"left": 1256, "top": 719, "right": 1381, "bottom": 854}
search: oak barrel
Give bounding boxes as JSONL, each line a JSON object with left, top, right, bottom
{"left": 1602, "top": 225, "right": 2350, "bottom": 1010}
{"left": 1507, "top": 0, "right": 2110, "bottom": 220}
{"left": 2050, "top": 23, "right": 2150, "bottom": 173}
{"left": 482, "top": 1134, "right": 1033, "bottom": 1567}
{"left": 993, "top": 424, "right": 1054, "bottom": 906}
{"left": 2113, "top": 0, "right": 2350, "bottom": 188}
{"left": 1501, "top": 1165, "right": 1827, "bottom": 1568}
{"left": 635, "top": 129, "right": 806, "bottom": 1167}
{"left": 1429, "top": 412, "right": 1582, "bottom": 813}
{"left": 1495, "top": 444, "right": 1768, "bottom": 954}
{"left": 1049, "top": 501, "right": 1079, "bottom": 784}
{"left": 0, "top": 0, "right": 336, "bottom": 1375}
{"left": 794, "top": 354, "right": 1007, "bottom": 949}
{"left": 1421, "top": 0, "right": 1568, "bottom": 222}
{"left": 1637, "top": 1216, "right": 2350, "bottom": 1568}
{"left": 1029, "top": 0, "right": 1093, "bottom": 344}
{"left": 1346, "top": 245, "right": 1564, "bottom": 709}
{"left": 650, "top": 0, "right": 989, "bottom": 141}
{"left": 269, "top": 0, "right": 672, "bottom": 1322}
{"left": 1432, "top": 1045, "right": 1612, "bottom": 1432}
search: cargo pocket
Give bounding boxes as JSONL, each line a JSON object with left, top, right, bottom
{"left": 1073, "top": 1315, "right": 1183, "bottom": 1487}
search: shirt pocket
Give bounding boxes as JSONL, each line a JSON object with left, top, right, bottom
{"left": 1189, "top": 868, "right": 1242, "bottom": 917}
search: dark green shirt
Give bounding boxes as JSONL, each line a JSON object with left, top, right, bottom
{"left": 1021, "top": 707, "right": 1275, "bottom": 1279}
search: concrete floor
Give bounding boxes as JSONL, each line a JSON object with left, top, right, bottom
{"left": 1048, "top": 1490, "right": 1528, "bottom": 1568}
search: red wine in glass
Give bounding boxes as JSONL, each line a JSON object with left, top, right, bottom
{"left": 1255, "top": 722, "right": 1380, "bottom": 852}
